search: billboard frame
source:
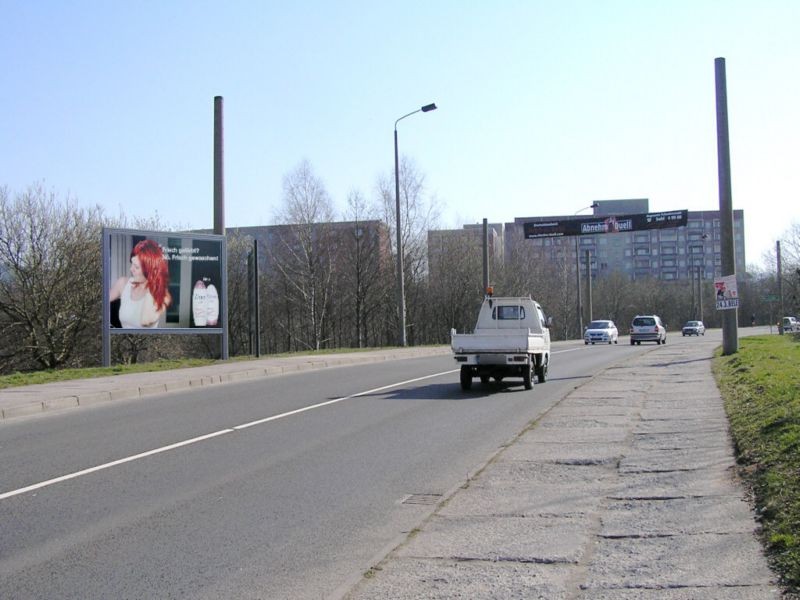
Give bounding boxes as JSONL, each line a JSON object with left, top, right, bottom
{"left": 101, "top": 227, "right": 228, "bottom": 366}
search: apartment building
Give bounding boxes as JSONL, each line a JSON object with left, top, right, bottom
{"left": 429, "top": 199, "right": 746, "bottom": 281}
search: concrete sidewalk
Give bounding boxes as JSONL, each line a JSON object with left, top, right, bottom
{"left": 340, "top": 338, "right": 782, "bottom": 599}
{"left": 0, "top": 346, "right": 451, "bottom": 421}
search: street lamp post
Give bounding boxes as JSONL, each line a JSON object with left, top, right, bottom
{"left": 394, "top": 102, "right": 437, "bottom": 347}
{"left": 575, "top": 202, "right": 599, "bottom": 336}
{"left": 698, "top": 233, "right": 708, "bottom": 321}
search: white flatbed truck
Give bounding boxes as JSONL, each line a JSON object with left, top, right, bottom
{"left": 451, "top": 295, "right": 551, "bottom": 391}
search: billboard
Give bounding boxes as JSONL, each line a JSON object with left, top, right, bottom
{"left": 523, "top": 210, "right": 688, "bottom": 239}
{"left": 103, "top": 228, "right": 226, "bottom": 331}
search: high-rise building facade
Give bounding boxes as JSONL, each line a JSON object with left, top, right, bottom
{"left": 429, "top": 199, "right": 746, "bottom": 281}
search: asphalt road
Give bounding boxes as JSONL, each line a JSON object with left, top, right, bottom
{"left": 0, "top": 338, "right": 687, "bottom": 599}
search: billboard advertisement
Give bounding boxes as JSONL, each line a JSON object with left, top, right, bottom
{"left": 523, "top": 210, "right": 688, "bottom": 239}
{"left": 103, "top": 229, "right": 226, "bottom": 331}
{"left": 715, "top": 275, "right": 740, "bottom": 310}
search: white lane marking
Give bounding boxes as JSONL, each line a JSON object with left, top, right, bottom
{"left": 0, "top": 430, "right": 231, "bottom": 501}
{"left": 234, "top": 370, "right": 455, "bottom": 430}
{"left": 0, "top": 370, "right": 456, "bottom": 501}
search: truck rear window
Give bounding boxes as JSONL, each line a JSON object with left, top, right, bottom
{"left": 493, "top": 306, "right": 525, "bottom": 320}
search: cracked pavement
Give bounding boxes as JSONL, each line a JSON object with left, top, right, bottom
{"left": 339, "top": 340, "right": 782, "bottom": 599}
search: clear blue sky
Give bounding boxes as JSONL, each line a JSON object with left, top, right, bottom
{"left": 2, "top": 1, "right": 797, "bottom": 269}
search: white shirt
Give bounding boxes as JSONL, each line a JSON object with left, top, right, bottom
{"left": 118, "top": 279, "right": 159, "bottom": 328}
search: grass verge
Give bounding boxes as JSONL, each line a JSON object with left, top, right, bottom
{"left": 0, "top": 346, "right": 410, "bottom": 390}
{"left": 713, "top": 333, "right": 800, "bottom": 592}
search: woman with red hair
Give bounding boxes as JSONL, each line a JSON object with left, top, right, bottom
{"left": 110, "top": 239, "right": 172, "bottom": 328}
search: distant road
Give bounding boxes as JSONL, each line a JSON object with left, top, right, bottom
{"left": 0, "top": 330, "right": 750, "bottom": 598}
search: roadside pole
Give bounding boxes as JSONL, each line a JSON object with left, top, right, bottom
{"left": 715, "top": 58, "right": 738, "bottom": 355}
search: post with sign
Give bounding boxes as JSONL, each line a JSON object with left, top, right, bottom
{"left": 715, "top": 57, "right": 738, "bottom": 355}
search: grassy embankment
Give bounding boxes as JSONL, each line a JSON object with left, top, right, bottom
{"left": 713, "top": 333, "right": 800, "bottom": 592}
{"left": 0, "top": 346, "right": 400, "bottom": 390}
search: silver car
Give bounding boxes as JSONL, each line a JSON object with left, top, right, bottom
{"left": 782, "top": 316, "right": 799, "bottom": 333}
{"left": 584, "top": 320, "right": 618, "bottom": 345}
{"left": 682, "top": 320, "right": 705, "bottom": 336}
{"left": 630, "top": 315, "right": 666, "bottom": 345}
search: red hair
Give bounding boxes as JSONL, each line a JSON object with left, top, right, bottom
{"left": 131, "top": 239, "right": 171, "bottom": 311}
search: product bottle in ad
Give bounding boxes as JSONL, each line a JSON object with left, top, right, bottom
{"left": 206, "top": 283, "right": 219, "bottom": 327}
{"left": 192, "top": 280, "right": 207, "bottom": 326}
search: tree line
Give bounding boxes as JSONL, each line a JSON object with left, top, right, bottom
{"left": 1, "top": 170, "right": 798, "bottom": 374}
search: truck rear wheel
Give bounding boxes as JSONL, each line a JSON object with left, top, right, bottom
{"left": 536, "top": 355, "right": 548, "bottom": 383}
{"left": 523, "top": 361, "right": 533, "bottom": 390}
{"left": 460, "top": 366, "right": 473, "bottom": 391}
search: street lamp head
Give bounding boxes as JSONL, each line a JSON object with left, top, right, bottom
{"left": 421, "top": 103, "right": 437, "bottom": 112}
{"left": 590, "top": 202, "right": 600, "bottom": 209}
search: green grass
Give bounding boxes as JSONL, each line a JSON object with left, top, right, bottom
{"left": 0, "top": 358, "right": 222, "bottom": 389}
{"left": 713, "top": 334, "right": 800, "bottom": 592}
{"left": 0, "top": 346, "right": 406, "bottom": 390}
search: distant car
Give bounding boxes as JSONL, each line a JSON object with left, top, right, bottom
{"left": 630, "top": 315, "right": 666, "bottom": 345}
{"left": 782, "top": 316, "right": 799, "bottom": 333}
{"left": 584, "top": 320, "right": 618, "bottom": 345}
{"left": 682, "top": 320, "right": 705, "bottom": 336}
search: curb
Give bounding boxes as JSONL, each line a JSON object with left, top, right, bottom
{"left": 0, "top": 347, "right": 452, "bottom": 421}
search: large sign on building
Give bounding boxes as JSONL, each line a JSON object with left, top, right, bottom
{"left": 523, "top": 210, "right": 688, "bottom": 239}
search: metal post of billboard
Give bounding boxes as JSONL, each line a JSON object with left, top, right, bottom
{"left": 252, "top": 239, "right": 260, "bottom": 357}
{"left": 715, "top": 57, "right": 738, "bottom": 355}
{"left": 102, "top": 228, "right": 111, "bottom": 367}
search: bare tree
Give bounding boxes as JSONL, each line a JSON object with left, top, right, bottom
{"left": 330, "top": 190, "right": 393, "bottom": 347}
{"left": 427, "top": 232, "right": 484, "bottom": 342}
{"left": 224, "top": 231, "right": 255, "bottom": 356}
{"left": 269, "top": 160, "right": 336, "bottom": 351}
{"left": 376, "top": 156, "right": 440, "bottom": 344}
{"left": 0, "top": 184, "right": 104, "bottom": 371}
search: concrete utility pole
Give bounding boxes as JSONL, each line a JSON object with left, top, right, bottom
{"left": 715, "top": 58, "right": 738, "bottom": 355}
{"left": 213, "top": 96, "right": 228, "bottom": 359}
{"left": 482, "top": 219, "right": 489, "bottom": 293}
{"left": 214, "top": 96, "right": 225, "bottom": 236}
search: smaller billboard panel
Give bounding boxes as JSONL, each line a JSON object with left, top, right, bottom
{"left": 715, "top": 275, "right": 740, "bottom": 310}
